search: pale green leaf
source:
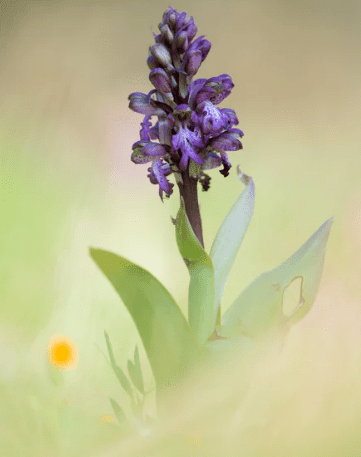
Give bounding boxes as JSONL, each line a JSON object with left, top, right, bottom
{"left": 218, "top": 218, "right": 334, "bottom": 339}
{"left": 127, "top": 346, "right": 145, "bottom": 395}
{"left": 90, "top": 248, "right": 200, "bottom": 394}
{"left": 210, "top": 167, "right": 255, "bottom": 324}
{"left": 175, "top": 197, "right": 215, "bottom": 345}
{"left": 109, "top": 398, "right": 128, "bottom": 425}
{"left": 104, "top": 331, "right": 133, "bottom": 398}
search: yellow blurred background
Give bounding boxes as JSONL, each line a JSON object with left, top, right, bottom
{"left": 1, "top": 0, "right": 361, "bottom": 455}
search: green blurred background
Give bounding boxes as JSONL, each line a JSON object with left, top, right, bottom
{"left": 1, "top": 0, "right": 361, "bottom": 455}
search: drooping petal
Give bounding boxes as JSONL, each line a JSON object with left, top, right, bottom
{"left": 201, "top": 152, "right": 222, "bottom": 170}
{"left": 219, "top": 152, "right": 232, "bottom": 177}
{"left": 140, "top": 116, "right": 152, "bottom": 141}
{"left": 149, "top": 121, "right": 159, "bottom": 140}
{"left": 147, "top": 158, "right": 174, "bottom": 200}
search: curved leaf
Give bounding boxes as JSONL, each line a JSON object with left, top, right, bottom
{"left": 219, "top": 218, "right": 334, "bottom": 339}
{"left": 209, "top": 166, "right": 255, "bottom": 325}
{"left": 90, "top": 248, "right": 200, "bottom": 394}
{"left": 175, "top": 197, "right": 215, "bottom": 345}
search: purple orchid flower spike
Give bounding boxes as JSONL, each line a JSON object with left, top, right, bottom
{"left": 128, "top": 6, "right": 244, "bottom": 246}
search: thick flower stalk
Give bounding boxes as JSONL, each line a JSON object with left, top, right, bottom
{"left": 128, "top": 7, "right": 243, "bottom": 246}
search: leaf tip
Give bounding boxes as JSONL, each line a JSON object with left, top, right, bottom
{"left": 236, "top": 165, "right": 251, "bottom": 186}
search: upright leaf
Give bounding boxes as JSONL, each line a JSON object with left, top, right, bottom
{"left": 175, "top": 197, "right": 215, "bottom": 345}
{"left": 127, "top": 346, "right": 145, "bottom": 395}
{"left": 104, "top": 331, "right": 133, "bottom": 398}
{"left": 90, "top": 248, "right": 200, "bottom": 395}
{"left": 210, "top": 166, "right": 255, "bottom": 324}
{"left": 109, "top": 398, "right": 128, "bottom": 426}
{"left": 218, "top": 218, "right": 334, "bottom": 339}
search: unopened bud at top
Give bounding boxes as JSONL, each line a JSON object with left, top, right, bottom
{"left": 149, "top": 43, "right": 174, "bottom": 71}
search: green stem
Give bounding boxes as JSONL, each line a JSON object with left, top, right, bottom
{"left": 178, "top": 171, "right": 204, "bottom": 248}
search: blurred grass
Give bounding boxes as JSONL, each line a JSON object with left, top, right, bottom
{"left": 1, "top": 0, "right": 361, "bottom": 455}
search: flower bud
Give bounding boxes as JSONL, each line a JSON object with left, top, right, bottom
{"left": 147, "top": 55, "right": 157, "bottom": 70}
{"left": 150, "top": 44, "right": 174, "bottom": 71}
{"left": 185, "top": 20, "right": 198, "bottom": 42}
{"left": 159, "top": 24, "right": 174, "bottom": 45}
{"left": 188, "top": 36, "right": 212, "bottom": 62}
{"left": 162, "top": 7, "right": 178, "bottom": 28}
{"left": 175, "top": 31, "right": 188, "bottom": 53}
{"left": 149, "top": 68, "right": 172, "bottom": 94}
{"left": 185, "top": 49, "right": 202, "bottom": 77}
{"left": 128, "top": 91, "right": 166, "bottom": 116}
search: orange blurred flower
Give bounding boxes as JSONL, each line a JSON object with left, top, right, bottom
{"left": 47, "top": 333, "right": 78, "bottom": 370}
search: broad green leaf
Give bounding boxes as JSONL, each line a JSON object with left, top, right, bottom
{"left": 104, "top": 331, "right": 133, "bottom": 398}
{"left": 218, "top": 218, "right": 334, "bottom": 339}
{"left": 90, "top": 248, "right": 200, "bottom": 395}
{"left": 175, "top": 197, "right": 215, "bottom": 345}
{"left": 210, "top": 166, "right": 255, "bottom": 324}
{"left": 127, "top": 345, "right": 145, "bottom": 395}
{"left": 109, "top": 398, "right": 128, "bottom": 425}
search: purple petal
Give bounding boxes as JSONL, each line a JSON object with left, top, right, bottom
{"left": 201, "top": 152, "right": 222, "bottom": 170}
{"left": 195, "top": 74, "right": 234, "bottom": 106}
{"left": 209, "top": 130, "right": 243, "bottom": 151}
{"left": 172, "top": 125, "right": 204, "bottom": 170}
{"left": 140, "top": 116, "right": 152, "bottom": 141}
{"left": 220, "top": 108, "right": 239, "bottom": 129}
{"left": 188, "top": 78, "right": 207, "bottom": 109}
{"left": 200, "top": 101, "right": 229, "bottom": 135}
{"left": 128, "top": 92, "right": 166, "bottom": 116}
{"left": 143, "top": 142, "right": 169, "bottom": 157}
